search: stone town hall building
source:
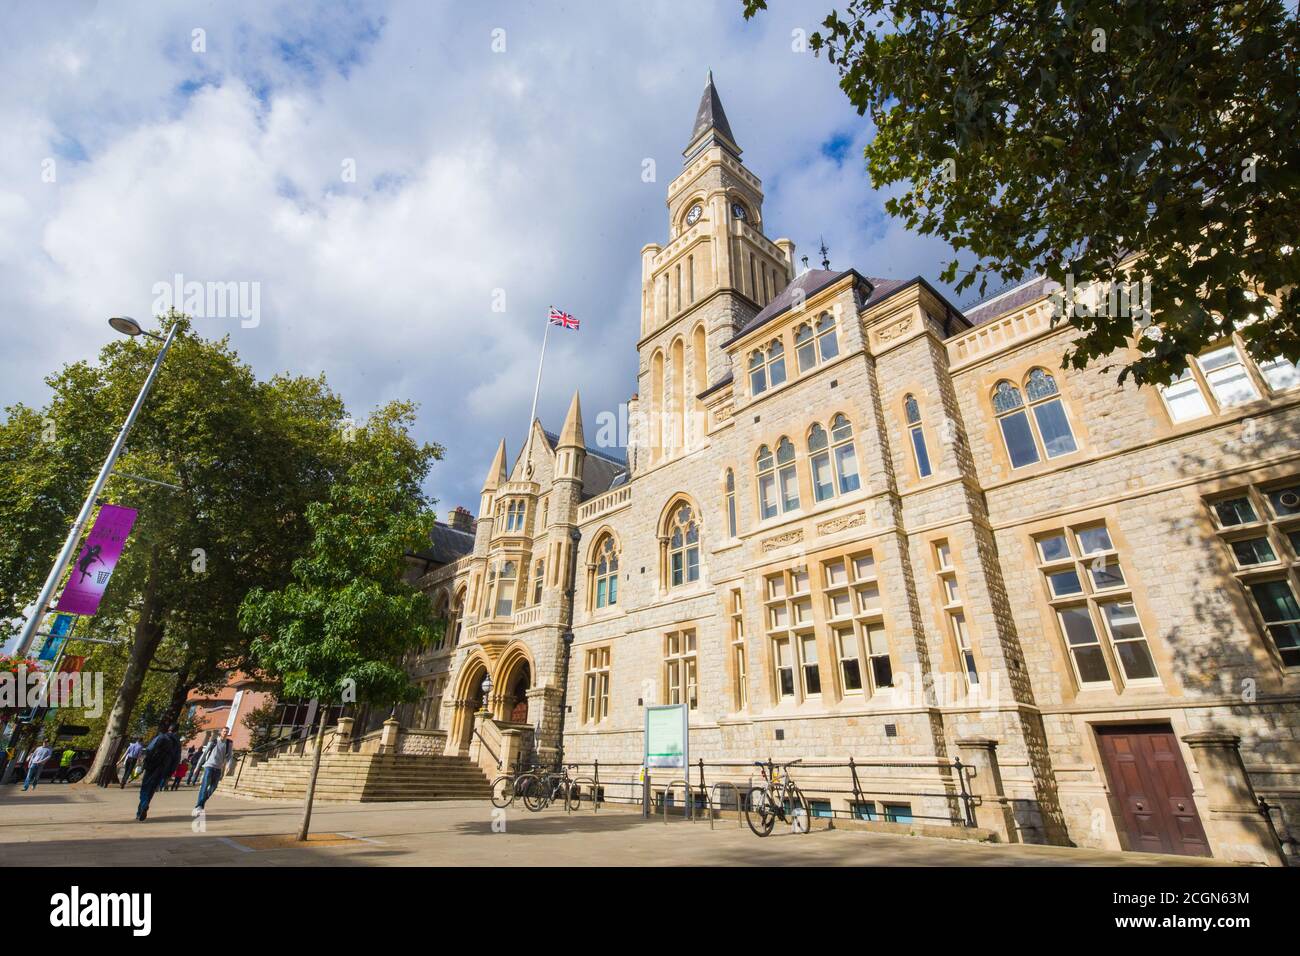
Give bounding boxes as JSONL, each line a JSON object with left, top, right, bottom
{"left": 402, "top": 76, "right": 1298, "bottom": 863}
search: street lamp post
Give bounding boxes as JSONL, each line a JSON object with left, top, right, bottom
{"left": 10, "top": 317, "right": 178, "bottom": 660}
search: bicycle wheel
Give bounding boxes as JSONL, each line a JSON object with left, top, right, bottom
{"left": 517, "top": 774, "right": 547, "bottom": 812}
{"left": 745, "top": 787, "right": 777, "bottom": 837}
{"left": 490, "top": 774, "right": 516, "bottom": 808}
{"left": 785, "top": 784, "right": 812, "bottom": 833}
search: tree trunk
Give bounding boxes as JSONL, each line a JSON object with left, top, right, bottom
{"left": 158, "top": 664, "right": 194, "bottom": 732}
{"left": 85, "top": 546, "right": 166, "bottom": 787}
{"left": 297, "top": 710, "right": 328, "bottom": 841}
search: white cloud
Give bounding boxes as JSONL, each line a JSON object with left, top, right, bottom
{"left": 0, "top": 0, "right": 972, "bottom": 514}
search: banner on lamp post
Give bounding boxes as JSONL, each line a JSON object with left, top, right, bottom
{"left": 55, "top": 504, "right": 137, "bottom": 617}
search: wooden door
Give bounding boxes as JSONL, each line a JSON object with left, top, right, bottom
{"left": 1096, "top": 724, "right": 1211, "bottom": 857}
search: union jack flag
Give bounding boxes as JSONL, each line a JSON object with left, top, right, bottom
{"left": 548, "top": 306, "right": 579, "bottom": 330}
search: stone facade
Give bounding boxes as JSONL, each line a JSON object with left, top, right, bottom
{"left": 407, "top": 77, "right": 1299, "bottom": 864}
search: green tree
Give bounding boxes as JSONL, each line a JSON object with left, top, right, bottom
{"left": 0, "top": 313, "right": 355, "bottom": 783}
{"left": 238, "top": 407, "right": 442, "bottom": 841}
{"left": 743, "top": 0, "right": 1299, "bottom": 385}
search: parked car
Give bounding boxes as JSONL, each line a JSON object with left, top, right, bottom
{"left": 4, "top": 747, "right": 95, "bottom": 784}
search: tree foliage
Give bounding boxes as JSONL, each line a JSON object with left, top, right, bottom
{"left": 744, "top": 0, "right": 1299, "bottom": 385}
{"left": 238, "top": 407, "right": 443, "bottom": 711}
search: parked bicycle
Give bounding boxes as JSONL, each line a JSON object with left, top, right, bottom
{"left": 515, "top": 764, "right": 581, "bottom": 812}
{"left": 744, "top": 759, "right": 810, "bottom": 837}
{"left": 490, "top": 766, "right": 531, "bottom": 808}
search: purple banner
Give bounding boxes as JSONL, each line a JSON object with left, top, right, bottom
{"left": 56, "top": 504, "right": 137, "bottom": 616}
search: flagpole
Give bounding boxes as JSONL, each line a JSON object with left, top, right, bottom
{"left": 524, "top": 310, "right": 553, "bottom": 474}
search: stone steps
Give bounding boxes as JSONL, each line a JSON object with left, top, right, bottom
{"left": 221, "top": 750, "right": 492, "bottom": 803}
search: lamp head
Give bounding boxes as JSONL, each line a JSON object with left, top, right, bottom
{"left": 108, "top": 316, "right": 145, "bottom": 337}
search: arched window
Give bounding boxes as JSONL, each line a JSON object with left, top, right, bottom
{"left": 795, "top": 323, "right": 816, "bottom": 372}
{"left": 904, "top": 394, "right": 932, "bottom": 478}
{"left": 816, "top": 312, "right": 839, "bottom": 362}
{"left": 725, "top": 468, "right": 737, "bottom": 537}
{"left": 594, "top": 535, "right": 619, "bottom": 608}
{"left": 830, "top": 415, "right": 861, "bottom": 493}
{"left": 494, "top": 561, "right": 517, "bottom": 618}
{"left": 749, "top": 350, "right": 767, "bottom": 396}
{"left": 431, "top": 593, "right": 449, "bottom": 650}
{"left": 767, "top": 339, "right": 787, "bottom": 388}
{"left": 667, "top": 502, "right": 700, "bottom": 587}
{"left": 756, "top": 444, "right": 777, "bottom": 519}
{"left": 993, "top": 370, "right": 1077, "bottom": 468}
{"left": 504, "top": 499, "right": 525, "bottom": 532}
{"left": 808, "top": 423, "right": 835, "bottom": 502}
{"left": 1024, "top": 368, "right": 1078, "bottom": 458}
{"left": 532, "top": 559, "right": 544, "bottom": 605}
{"left": 776, "top": 437, "right": 799, "bottom": 512}
{"left": 450, "top": 588, "right": 464, "bottom": 646}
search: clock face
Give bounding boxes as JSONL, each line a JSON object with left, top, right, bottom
{"left": 731, "top": 202, "right": 747, "bottom": 221}
{"left": 685, "top": 203, "right": 703, "bottom": 226}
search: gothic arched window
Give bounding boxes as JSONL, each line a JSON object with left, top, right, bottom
{"left": 749, "top": 350, "right": 767, "bottom": 396}
{"left": 816, "top": 312, "right": 839, "bottom": 362}
{"left": 532, "top": 559, "right": 544, "bottom": 606}
{"left": 594, "top": 536, "right": 619, "bottom": 608}
{"left": 776, "top": 437, "right": 799, "bottom": 512}
{"left": 993, "top": 370, "right": 1077, "bottom": 468}
{"left": 450, "top": 588, "right": 464, "bottom": 646}
{"left": 667, "top": 503, "right": 700, "bottom": 587}
{"left": 756, "top": 445, "right": 777, "bottom": 519}
{"left": 830, "top": 415, "right": 861, "bottom": 494}
{"left": 808, "top": 423, "right": 834, "bottom": 502}
{"left": 795, "top": 323, "right": 817, "bottom": 373}
{"left": 904, "top": 394, "right": 932, "bottom": 478}
{"left": 494, "top": 561, "right": 517, "bottom": 618}
{"left": 766, "top": 339, "right": 787, "bottom": 388}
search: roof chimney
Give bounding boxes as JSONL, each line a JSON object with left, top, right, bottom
{"left": 449, "top": 506, "right": 474, "bottom": 533}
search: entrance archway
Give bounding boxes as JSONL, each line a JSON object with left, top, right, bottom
{"left": 451, "top": 658, "right": 490, "bottom": 755}
{"left": 506, "top": 663, "right": 531, "bottom": 723}
{"left": 493, "top": 644, "right": 535, "bottom": 725}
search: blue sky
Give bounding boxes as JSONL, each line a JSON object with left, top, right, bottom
{"left": 0, "top": 0, "right": 974, "bottom": 517}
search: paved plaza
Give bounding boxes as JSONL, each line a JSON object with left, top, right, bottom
{"left": 0, "top": 782, "right": 1232, "bottom": 867}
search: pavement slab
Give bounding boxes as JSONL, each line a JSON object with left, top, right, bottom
{"left": 0, "top": 781, "right": 1234, "bottom": 867}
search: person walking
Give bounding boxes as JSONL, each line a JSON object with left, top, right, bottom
{"left": 120, "top": 738, "right": 144, "bottom": 788}
{"left": 185, "top": 744, "right": 203, "bottom": 786}
{"left": 169, "top": 757, "right": 188, "bottom": 791}
{"left": 55, "top": 746, "right": 77, "bottom": 783}
{"left": 195, "top": 727, "right": 232, "bottom": 811}
{"left": 21, "top": 742, "right": 53, "bottom": 791}
{"left": 135, "top": 725, "right": 180, "bottom": 822}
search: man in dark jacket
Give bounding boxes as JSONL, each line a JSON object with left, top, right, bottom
{"left": 135, "top": 724, "right": 181, "bottom": 822}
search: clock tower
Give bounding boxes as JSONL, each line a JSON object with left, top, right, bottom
{"left": 634, "top": 72, "right": 795, "bottom": 469}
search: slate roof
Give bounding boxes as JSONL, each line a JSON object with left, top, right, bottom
{"left": 415, "top": 522, "right": 476, "bottom": 567}
{"left": 687, "top": 70, "right": 737, "bottom": 152}
{"left": 962, "top": 276, "right": 1060, "bottom": 326}
{"left": 541, "top": 430, "right": 628, "bottom": 501}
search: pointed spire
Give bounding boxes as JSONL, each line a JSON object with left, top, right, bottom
{"left": 481, "top": 439, "right": 507, "bottom": 492}
{"left": 558, "top": 390, "right": 584, "bottom": 449}
{"left": 684, "top": 70, "right": 740, "bottom": 160}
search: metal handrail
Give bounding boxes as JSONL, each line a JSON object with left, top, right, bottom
{"left": 471, "top": 726, "right": 501, "bottom": 769}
